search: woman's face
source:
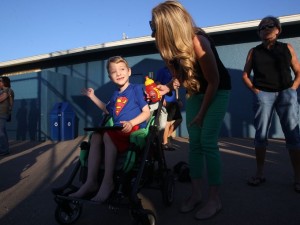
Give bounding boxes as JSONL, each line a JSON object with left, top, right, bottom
{"left": 258, "top": 19, "right": 280, "bottom": 41}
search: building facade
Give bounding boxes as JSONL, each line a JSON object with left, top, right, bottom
{"left": 1, "top": 15, "right": 300, "bottom": 141}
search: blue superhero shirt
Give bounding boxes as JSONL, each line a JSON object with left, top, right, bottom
{"left": 106, "top": 84, "right": 148, "bottom": 128}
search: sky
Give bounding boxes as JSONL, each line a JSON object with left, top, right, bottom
{"left": 0, "top": 0, "right": 299, "bottom": 62}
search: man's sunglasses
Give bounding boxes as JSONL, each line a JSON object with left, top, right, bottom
{"left": 259, "top": 24, "right": 276, "bottom": 31}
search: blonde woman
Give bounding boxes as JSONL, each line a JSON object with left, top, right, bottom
{"left": 151, "top": 1, "right": 231, "bottom": 220}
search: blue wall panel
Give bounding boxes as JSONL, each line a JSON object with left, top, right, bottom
{"left": 5, "top": 36, "right": 300, "bottom": 141}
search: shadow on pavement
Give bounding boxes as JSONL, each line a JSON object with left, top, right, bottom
{"left": 0, "top": 137, "right": 299, "bottom": 225}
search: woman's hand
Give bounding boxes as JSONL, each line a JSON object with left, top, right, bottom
{"left": 157, "top": 78, "right": 181, "bottom": 96}
{"left": 189, "top": 112, "right": 204, "bottom": 127}
{"left": 173, "top": 78, "right": 180, "bottom": 89}
{"left": 156, "top": 84, "right": 170, "bottom": 96}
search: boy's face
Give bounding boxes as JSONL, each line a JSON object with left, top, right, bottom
{"left": 108, "top": 62, "right": 131, "bottom": 88}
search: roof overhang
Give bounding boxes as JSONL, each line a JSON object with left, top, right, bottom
{"left": 203, "top": 14, "right": 300, "bottom": 34}
{"left": 1, "top": 14, "right": 300, "bottom": 76}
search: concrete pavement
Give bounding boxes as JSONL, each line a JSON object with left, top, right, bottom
{"left": 1, "top": 136, "right": 300, "bottom": 225}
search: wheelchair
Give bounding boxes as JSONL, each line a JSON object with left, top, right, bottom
{"left": 52, "top": 98, "right": 175, "bottom": 225}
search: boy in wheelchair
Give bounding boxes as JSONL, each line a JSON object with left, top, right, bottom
{"left": 70, "top": 56, "right": 150, "bottom": 202}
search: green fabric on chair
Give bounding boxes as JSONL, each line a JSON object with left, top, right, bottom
{"left": 123, "top": 116, "right": 155, "bottom": 172}
{"left": 129, "top": 116, "right": 154, "bottom": 148}
{"left": 80, "top": 115, "right": 155, "bottom": 173}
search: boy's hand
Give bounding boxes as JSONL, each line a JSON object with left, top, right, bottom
{"left": 120, "top": 121, "right": 133, "bottom": 133}
{"left": 81, "top": 88, "right": 95, "bottom": 98}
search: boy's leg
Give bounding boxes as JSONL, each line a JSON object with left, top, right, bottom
{"left": 92, "top": 132, "right": 117, "bottom": 202}
{"left": 69, "top": 132, "right": 103, "bottom": 198}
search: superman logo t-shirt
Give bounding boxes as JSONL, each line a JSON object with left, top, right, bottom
{"left": 106, "top": 84, "right": 148, "bottom": 128}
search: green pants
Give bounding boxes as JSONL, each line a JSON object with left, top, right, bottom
{"left": 186, "top": 90, "right": 230, "bottom": 185}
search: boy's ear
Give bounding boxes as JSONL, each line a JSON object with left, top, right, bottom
{"left": 128, "top": 68, "right": 132, "bottom": 76}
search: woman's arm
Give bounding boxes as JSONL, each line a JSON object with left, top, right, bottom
{"left": 156, "top": 77, "right": 181, "bottom": 97}
{"left": 190, "top": 35, "right": 219, "bottom": 126}
{"left": 156, "top": 83, "right": 171, "bottom": 96}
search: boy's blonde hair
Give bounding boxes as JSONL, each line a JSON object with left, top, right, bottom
{"left": 106, "top": 56, "right": 130, "bottom": 74}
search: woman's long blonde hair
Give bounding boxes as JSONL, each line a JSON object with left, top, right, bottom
{"left": 152, "top": 0, "right": 202, "bottom": 95}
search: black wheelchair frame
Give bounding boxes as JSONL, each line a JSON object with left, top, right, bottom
{"left": 52, "top": 97, "right": 175, "bottom": 225}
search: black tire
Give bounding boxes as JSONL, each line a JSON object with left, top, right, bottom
{"left": 55, "top": 201, "right": 82, "bottom": 224}
{"left": 131, "top": 209, "right": 156, "bottom": 225}
{"left": 162, "top": 172, "right": 175, "bottom": 206}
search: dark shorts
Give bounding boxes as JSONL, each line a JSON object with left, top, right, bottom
{"left": 165, "top": 102, "right": 182, "bottom": 122}
{"left": 106, "top": 125, "right": 139, "bottom": 153}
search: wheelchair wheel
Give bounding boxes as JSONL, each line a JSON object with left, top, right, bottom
{"left": 131, "top": 209, "right": 156, "bottom": 225}
{"left": 55, "top": 200, "right": 82, "bottom": 224}
{"left": 162, "top": 171, "right": 175, "bottom": 206}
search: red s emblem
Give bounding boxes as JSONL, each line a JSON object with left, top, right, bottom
{"left": 115, "top": 97, "right": 128, "bottom": 116}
